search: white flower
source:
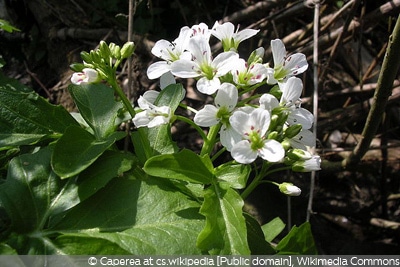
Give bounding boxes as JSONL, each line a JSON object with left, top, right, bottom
{"left": 279, "top": 77, "right": 314, "bottom": 130}
{"left": 71, "top": 68, "right": 99, "bottom": 85}
{"left": 194, "top": 83, "right": 241, "bottom": 151}
{"left": 147, "top": 26, "right": 192, "bottom": 79}
{"left": 279, "top": 182, "right": 301, "bottom": 196}
{"left": 292, "top": 155, "right": 321, "bottom": 172}
{"left": 267, "top": 39, "right": 308, "bottom": 84}
{"left": 232, "top": 58, "right": 268, "bottom": 86}
{"left": 229, "top": 108, "right": 285, "bottom": 164}
{"left": 211, "top": 21, "right": 259, "bottom": 51}
{"left": 170, "top": 36, "right": 239, "bottom": 95}
{"left": 132, "top": 92, "right": 171, "bottom": 128}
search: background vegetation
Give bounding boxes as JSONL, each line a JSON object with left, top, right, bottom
{"left": 1, "top": 0, "right": 399, "bottom": 254}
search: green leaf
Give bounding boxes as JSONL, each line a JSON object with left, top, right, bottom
{"left": 154, "top": 83, "right": 186, "bottom": 110}
{"left": 50, "top": 177, "right": 204, "bottom": 254}
{"left": 245, "top": 213, "right": 276, "bottom": 255}
{"left": 51, "top": 125, "right": 126, "bottom": 179}
{"left": 276, "top": 222, "right": 318, "bottom": 255}
{"left": 1, "top": 145, "right": 204, "bottom": 255}
{"left": 0, "top": 19, "right": 20, "bottom": 33}
{"left": 68, "top": 83, "right": 124, "bottom": 140}
{"left": 0, "top": 73, "right": 78, "bottom": 147}
{"left": 48, "top": 150, "right": 137, "bottom": 227}
{"left": 131, "top": 83, "right": 186, "bottom": 161}
{"left": 143, "top": 149, "right": 213, "bottom": 184}
{"left": 215, "top": 163, "right": 250, "bottom": 189}
{"left": 262, "top": 217, "right": 286, "bottom": 243}
{"left": 197, "top": 183, "right": 250, "bottom": 255}
{"left": 0, "top": 147, "right": 66, "bottom": 232}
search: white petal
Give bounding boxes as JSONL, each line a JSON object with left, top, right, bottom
{"left": 137, "top": 95, "right": 154, "bottom": 110}
{"left": 142, "top": 91, "right": 160, "bottom": 105}
{"left": 196, "top": 77, "right": 220, "bottom": 95}
{"left": 231, "top": 140, "right": 258, "bottom": 164}
{"left": 271, "top": 39, "right": 286, "bottom": 67}
{"left": 213, "top": 51, "right": 239, "bottom": 76}
{"left": 284, "top": 53, "right": 308, "bottom": 76}
{"left": 151, "top": 39, "right": 172, "bottom": 58}
{"left": 171, "top": 59, "right": 200, "bottom": 78}
{"left": 250, "top": 108, "right": 271, "bottom": 136}
{"left": 132, "top": 111, "right": 151, "bottom": 128}
{"left": 174, "top": 26, "right": 191, "bottom": 52}
{"left": 280, "top": 77, "right": 303, "bottom": 104}
{"left": 291, "top": 129, "right": 316, "bottom": 149}
{"left": 259, "top": 94, "right": 279, "bottom": 111}
{"left": 194, "top": 105, "right": 219, "bottom": 127}
{"left": 235, "top": 29, "right": 259, "bottom": 42}
{"left": 220, "top": 125, "right": 241, "bottom": 151}
{"left": 147, "top": 116, "right": 169, "bottom": 128}
{"left": 188, "top": 36, "right": 212, "bottom": 65}
{"left": 211, "top": 21, "right": 234, "bottom": 40}
{"left": 288, "top": 108, "right": 314, "bottom": 129}
{"left": 214, "top": 83, "right": 238, "bottom": 111}
{"left": 147, "top": 61, "right": 171, "bottom": 79}
{"left": 259, "top": 139, "right": 285, "bottom": 162}
{"left": 229, "top": 110, "right": 251, "bottom": 135}
{"left": 160, "top": 72, "right": 176, "bottom": 89}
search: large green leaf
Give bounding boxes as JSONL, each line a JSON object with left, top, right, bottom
{"left": 1, "top": 146, "right": 204, "bottom": 255}
{"left": 50, "top": 177, "right": 204, "bottom": 255}
{"left": 197, "top": 183, "right": 250, "bottom": 255}
{"left": 0, "top": 72, "right": 78, "bottom": 147}
{"left": 68, "top": 83, "right": 124, "bottom": 140}
{"left": 51, "top": 125, "right": 126, "bottom": 179}
{"left": 276, "top": 222, "right": 318, "bottom": 255}
{"left": 143, "top": 149, "right": 213, "bottom": 184}
{"left": 0, "top": 147, "right": 70, "bottom": 233}
{"left": 48, "top": 150, "right": 137, "bottom": 227}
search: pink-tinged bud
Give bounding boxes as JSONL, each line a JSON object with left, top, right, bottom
{"left": 70, "top": 68, "right": 99, "bottom": 85}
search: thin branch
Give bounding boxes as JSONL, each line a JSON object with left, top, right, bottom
{"left": 342, "top": 14, "right": 400, "bottom": 168}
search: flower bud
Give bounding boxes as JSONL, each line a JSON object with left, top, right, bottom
{"left": 286, "top": 148, "right": 312, "bottom": 160}
{"left": 99, "top": 40, "right": 112, "bottom": 58}
{"left": 80, "top": 51, "right": 92, "bottom": 64}
{"left": 279, "top": 182, "right": 301, "bottom": 196}
{"left": 109, "top": 43, "right": 121, "bottom": 59}
{"left": 284, "top": 124, "right": 302, "bottom": 139}
{"left": 121, "top": 41, "right": 135, "bottom": 59}
{"left": 69, "top": 63, "right": 84, "bottom": 72}
{"left": 292, "top": 155, "right": 321, "bottom": 172}
{"left": 267, "top": 131, "right": 279, "bottom": 140}
{"left": 89, "top": 50, "right": 102, "bottom": 64}
{"left": 247, "top": 47, "right": 264, "bottom": 65}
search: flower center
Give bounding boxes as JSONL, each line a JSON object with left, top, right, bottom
{"left": 216, "top": 106, "right": 231, "bottom": 125}
{"left": 247, "top": 130, "right": 264, "bottom": 150}
{"left": 274, "top": 65, "right": 288, "bottom": 81}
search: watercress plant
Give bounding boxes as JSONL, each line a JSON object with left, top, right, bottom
{"left": 0, "top": 21, "right": 320, "bottom": 255}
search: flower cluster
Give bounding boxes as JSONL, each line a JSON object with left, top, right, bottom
{"left": 134, "top": 21, "right": 320, "bottom": 174}
{"left": 69, "top": 21, "right": 321, "bottom": 196}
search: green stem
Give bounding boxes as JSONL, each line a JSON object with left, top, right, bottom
{"left": 211, "top": 146, "right": 227, "bottom": 162}
{"left": 241, "top": 161, "right": 271, "bottom": 200}
{"left": 109, "top": 78, "right": 136, "bottom": 118}
{"left": 239, "top": 81, "right": 266, "bottom": 96}
{"left": 175, "top": 115, "right": 207, "bottom": 140}
{"left": 200, "top": 124, "right": 221, "bottom": 156}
